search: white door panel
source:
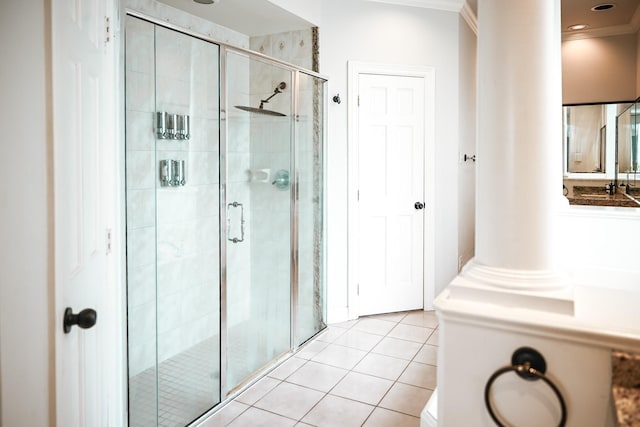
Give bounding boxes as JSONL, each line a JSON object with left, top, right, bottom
{"left": 358, "top": 74, "right": 425, "bottom": 316}
{"left": 52, "top": 0, "right": 112, "bottom": 424}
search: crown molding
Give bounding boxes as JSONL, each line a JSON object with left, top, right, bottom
{"left": 364, "top": 0, "right": 477, "bottom": 33}
{"left": 460, "top": 1, "right": 477, "bottom": 35}
{"left": 631, "top": 3, "right": 640, "bottom": 33}
{"left": 363, "top": 0, "right": 465, "bottom": 12}
{"left": 562, "top": 23, "right": 637, "bottom": 41}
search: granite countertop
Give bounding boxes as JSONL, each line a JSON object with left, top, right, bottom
{"left": 568, "top": 186, "right": 640, "bottom": 208}
{"left": 612, "top": 351, "right": 640, "bottom": 426}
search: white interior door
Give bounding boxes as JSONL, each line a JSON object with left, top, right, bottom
{"left": 357, "top": 73, "right": 425, "bottom": 316}
{"left": 52, "top": 1, "right": 117, "bottom": 425}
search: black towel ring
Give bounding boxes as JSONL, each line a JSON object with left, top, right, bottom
{"left": 484, "top": 347, "right": 567, "bottom": 427}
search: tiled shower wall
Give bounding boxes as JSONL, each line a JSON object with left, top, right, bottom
{"left": 250, "top": 29, "right": 316, "bottom": 71}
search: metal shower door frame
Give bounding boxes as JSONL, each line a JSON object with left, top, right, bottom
{"left": 219, "top": 45, "right": 322, "bottom": 399}
{"left": 123, "top": 9, "right": 328, "bottom": 418}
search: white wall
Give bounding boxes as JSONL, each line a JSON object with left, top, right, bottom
{"left": 562, "top": 34, "right": 637, "bottom": 104}
{"left": 0, "top": 1, "right": 53, "bottom": 425}
{"left": 457, "top": 15, "right": 477, "bottom": 271}
{"left": 560, "top": 206, "right": 640, "bottom": 275}
{"left": 319, "top": 0, "right": 461, "bottom": 321}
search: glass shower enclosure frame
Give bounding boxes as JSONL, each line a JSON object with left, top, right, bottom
{"left": 124, "top": 13, "right": 327, "bottom": 426}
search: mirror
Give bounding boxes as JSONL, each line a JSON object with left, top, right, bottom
{"left": 564, "top": 104, "right": 607, "bottom": 173}
{"left": 562, "top": 101, "right": 640, "bottom": 207}
{"left": 563, "top": 102, "right": 632, "bottom": 178}
{"left": 617, "top": 100, "right": 640, "bottom": 180}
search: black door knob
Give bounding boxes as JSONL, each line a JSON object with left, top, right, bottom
{"left": 63, "top": 307, "right": 97, "bottom": 333}
{"left": 414, "top": 202, "right": 425, "bottom": 210}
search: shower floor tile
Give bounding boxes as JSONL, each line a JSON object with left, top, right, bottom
{"left": 129, "top": 336, "right": 221, "bottom": 427}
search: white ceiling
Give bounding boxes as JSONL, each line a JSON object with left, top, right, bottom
{"left": 157, "top": 0, "right": 313, "bottom": 36}
{"left": 156, "top": 0, "right": 640, "bottom": 38}
{"left": 561, "top": 0, "right": 640, "bottom": 32}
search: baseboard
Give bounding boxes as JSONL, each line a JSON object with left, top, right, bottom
{"left": 421, "top": 388, "right": 438, "bottom": 427}
{"left": 326, "top": 305, "right": 350, "bottom": 324}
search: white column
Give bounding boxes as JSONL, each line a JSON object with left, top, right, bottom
{"left": 426, "top": 3, "right": 627, "bottom": 426}
{"left": 464, "top": 0, "right": 566, "bottom": 290}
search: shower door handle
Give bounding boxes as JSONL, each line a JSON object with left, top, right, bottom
{"left": 227, "top": 201, "right": 245, "bottom": 243}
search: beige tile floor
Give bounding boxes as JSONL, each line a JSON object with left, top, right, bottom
{"left": 204, "top": 310, "right": 438, "bottom": 427}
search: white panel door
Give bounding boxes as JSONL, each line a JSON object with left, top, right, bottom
{"left": 357, "top": 74, "right": 425, "bottom": 316}
{"left": 52, "top": 1, "right": 114, "bottom": 425}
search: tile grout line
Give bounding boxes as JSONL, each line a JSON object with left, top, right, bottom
{"left": 297, "top": 313, "right": 408, "bottom": 427}
{"left": 224, "top": 310, "right": 438, "bottom": 426}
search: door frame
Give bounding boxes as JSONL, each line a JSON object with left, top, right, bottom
{"left": 347, "top": 61, "right": 436, "bottom": 319}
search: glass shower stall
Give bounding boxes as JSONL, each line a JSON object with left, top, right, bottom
{"left": 124, "top": 14, "right": 327, "bottom": 426}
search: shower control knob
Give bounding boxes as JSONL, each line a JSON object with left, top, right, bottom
{"left": 63, "top": 307, "right": 97, "bottom": 333}
{"left": 414, "top": 202, "right": 425, "bottom": 210}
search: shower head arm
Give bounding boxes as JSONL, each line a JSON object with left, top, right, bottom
{"left": 259, "top": 82, "right": 286, "bottom": 109}
{"left": 259, "top": 92, "right": 277, "bottom": 108}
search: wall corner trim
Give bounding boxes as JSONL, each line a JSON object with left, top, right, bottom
{"left": 631, "top": 4, "right": 640, "bottom": 33}
{"left": 562, "top": 23, "right": 638, "bottom": 41}
{"left": 460, "top": 2, "right": 477, "bottom": 35}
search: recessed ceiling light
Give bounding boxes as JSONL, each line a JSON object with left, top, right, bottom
{"left": 568, "top": 24, "right": 589, "bottom": 31}
{"left": 591, "top": 4, "right": 616, "bottom": 11}
{"left": 193, "top": 0, "right": 216, "bottom": 4}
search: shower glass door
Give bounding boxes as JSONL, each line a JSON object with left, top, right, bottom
{"left": 126, "top": 15, "right": 328, "bottom": 423}
{"left": 125, "top": 16, "right": 221, "bottom": 426}
{"left": 224, "top": 50, "right": 293, "bottom": 391}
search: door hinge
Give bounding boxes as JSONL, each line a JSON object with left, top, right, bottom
{"left": 105, "top": 16, "right": 111, "bottom": 44}
{"left": 106, "top": 229, "right": 112, "bottom": 254}
{"left": 357, "top": 283, "right": 360, "bottom": 296}
{"left": 357, "top": 190, "right": 359, "bottom": 201}
{"left": 357, "top": 95, "right": 360, "bottom": 107}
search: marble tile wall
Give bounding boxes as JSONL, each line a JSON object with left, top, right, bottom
{"left": 250, "top": 29, "right": 315, "bottom": 71}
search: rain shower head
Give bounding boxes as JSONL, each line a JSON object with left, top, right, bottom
{"left": 235, "top": 105, "right": 286, "bottom": 116}
{"left": 235, "top": 81, "right": 287, "bottom": 117}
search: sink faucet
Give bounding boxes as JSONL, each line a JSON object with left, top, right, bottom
{"left": 605, "top": 182, "right": 615, "bottom": 195}
{"left": 625, "top": 173, "right": 634, "bottom": 194}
